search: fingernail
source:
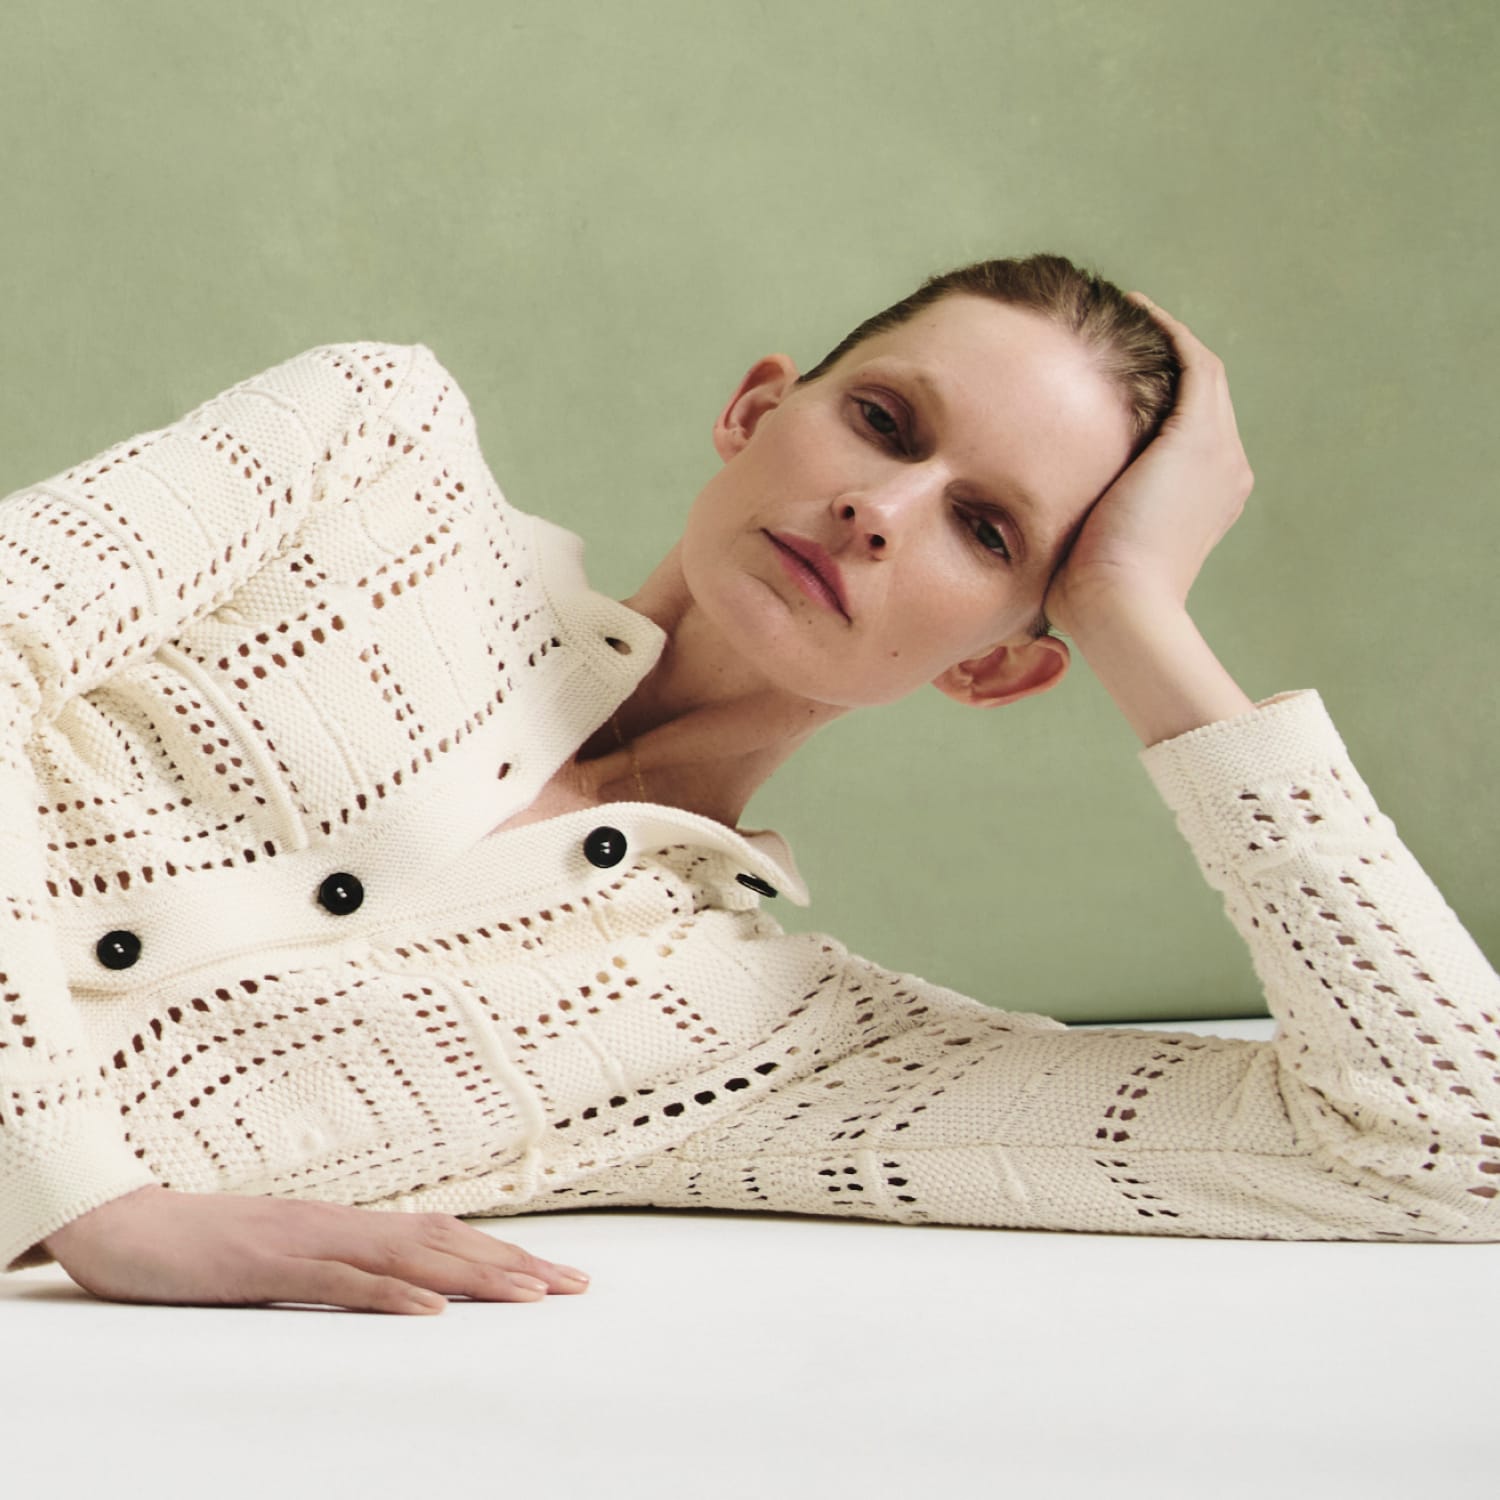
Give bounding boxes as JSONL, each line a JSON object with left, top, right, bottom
{"left": 556, "top": 1266, "right": 590, "bottom": 1284}
{"left": 513, "top": 1274, "right": 550, "bottom": 1294}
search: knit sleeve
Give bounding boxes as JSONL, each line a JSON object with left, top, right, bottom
{"left": 1131, "top": 687, "right": 1500, "bottom": 1229}
{"left": 597, "top": 691, "right": 1500, "bottom": 1241}
{"left": 0, "top": 341, "right": 441, "bottom": 1271}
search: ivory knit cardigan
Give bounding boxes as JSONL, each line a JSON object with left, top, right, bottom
{"left": 2, "top": 341, "right": 1497, "bottom": 1274}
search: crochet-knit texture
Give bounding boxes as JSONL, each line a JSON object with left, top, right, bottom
{"left": 3, "top": 342, "right": 1497, "bottom": 1273}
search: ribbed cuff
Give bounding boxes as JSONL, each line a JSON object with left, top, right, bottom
{"left": 1140, "top": 689, "right": 1352, "bottom": 815}
{"left": 2, "top": 1106, "right": 160, "bottom": 1273}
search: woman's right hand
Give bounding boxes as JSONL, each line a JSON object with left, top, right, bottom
{"left": 1043, "top": 293, "right": 1254, "bottom": 638}
{"left": 42, "top": 1184, "right": 590, "bottom": 1314}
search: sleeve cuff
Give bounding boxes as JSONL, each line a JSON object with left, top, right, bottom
{"left": 3, "top": 1107, "right": 160, "bottom": 1273}
{"left": 1139, "top": 689, "right": 1353, "bottom": 817}
{"left": 1135, "top": 688, "right": 1398, "bottom": 893}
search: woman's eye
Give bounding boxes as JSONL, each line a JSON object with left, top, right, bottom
{"left": 855, "top": 398, "right": 903, "bottom": 447}
{"left": 964, "top": 511, "right": 1012, "bottom": 562}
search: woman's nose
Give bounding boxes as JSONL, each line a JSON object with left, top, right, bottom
{"left": 833, "top": 475, "right": 928, "bottom": 556}
{"left": 836, "top": 501, "right": 887, "bottom": 553}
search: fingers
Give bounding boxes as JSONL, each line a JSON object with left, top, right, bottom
{"left": 49, "top": 1187, "right": 592, "bottom": 1318}
{"left": 1127, "top": 291, "right": 1219, "bottom": 371}
{"left": 1127, "top": 291, "right": 1241, "bottom": 435}
{"left": 268, "top": 1256, "right": 453, "bottom": 1316}
{"left": 291, "top": 1205, "right": 591, "bottom": 1312}
{"left": 449, "top": 1221, "right": 591, "bottom": 1292}
{"left": 416, "top": 1214, "right": 593, "bottom": 1296}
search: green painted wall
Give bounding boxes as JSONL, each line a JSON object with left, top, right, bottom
{"left": 3, "top": 0, "right": 1494, "bottom": 1021}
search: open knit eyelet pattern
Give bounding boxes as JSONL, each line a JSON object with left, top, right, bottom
{"left": 3, "top": 343, "right": 1497, "bottom": 1272}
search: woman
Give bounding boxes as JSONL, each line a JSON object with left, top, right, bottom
{"left": 5, "top": 256, "right": 1496, "bottom": 1316}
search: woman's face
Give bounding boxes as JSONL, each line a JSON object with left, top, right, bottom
{"left": 679, "top": 293, "right": 1137, "bottom": 708}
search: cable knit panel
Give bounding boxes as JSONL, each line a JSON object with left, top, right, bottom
{"left": 4, "top": 343, "right": 1497, "bottom": 1273}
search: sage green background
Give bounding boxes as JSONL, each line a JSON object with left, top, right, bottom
{"left": 2, "top": 0, "right": 1494, "bottom": 1021}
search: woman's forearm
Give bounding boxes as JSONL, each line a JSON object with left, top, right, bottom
{"left": 1064, "top": 592, "right": 1254, "bottom": 748}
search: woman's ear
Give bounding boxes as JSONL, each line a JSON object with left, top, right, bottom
{"left": 712, "top": 354, "right": 800, "bottom": 461}
{"left": 931, "top": 633, "right": 1071, "bottom": 708}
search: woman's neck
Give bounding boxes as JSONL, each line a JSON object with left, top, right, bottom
{"left": 580, "top": 543, "right": 849, "bottom": 828}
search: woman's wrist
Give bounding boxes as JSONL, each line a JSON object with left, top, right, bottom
{"left": 1060, "top": 589, "right": 1253, "bottom": 748}
{"left": 43, "top": 1183, "right": 166, "bottom": 1260}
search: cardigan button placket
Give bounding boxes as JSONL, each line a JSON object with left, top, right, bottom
{"left": 735, "top": 872, "right": 778, "bottom": 899}
{"left": 583, "top": 826, "right": 628, "bottom": 869}
{"left": 95, "top": 930, "right": 142, "bottom": 970}
{"left": 317, "top": 872, "right": 365, "bottom": 915}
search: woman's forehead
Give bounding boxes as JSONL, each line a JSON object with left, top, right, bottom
{"left": 849, "top": 302, "right": 1131, "bottom": 475}
{"left": 847, "top": 295, "right": 1096, "bottom": 386}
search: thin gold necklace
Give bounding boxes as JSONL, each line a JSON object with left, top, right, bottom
{"left": 611, "top": 710, "right": 648, "bottom": 802}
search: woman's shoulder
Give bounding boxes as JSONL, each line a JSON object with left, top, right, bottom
{"left": 244, "top": 341, "right": 477, "bottom": 445}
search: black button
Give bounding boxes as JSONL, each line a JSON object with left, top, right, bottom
{"left": 96, "top": 930, "right": 142, "bottom": 970}
{"left": 736, "top": 872, "right": 778, "bottom": 898}
{"left": 317, "top": 872, "right": 365, "bottom": 915}
{"left": 583, "top": 826, "right": 627, "bottom": 869}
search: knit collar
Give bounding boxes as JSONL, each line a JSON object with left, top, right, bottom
{"left": 529, "top": 513, "right": 811, "bottom": 906}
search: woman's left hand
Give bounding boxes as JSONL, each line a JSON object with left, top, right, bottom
{"left": 1044, "top": 294, "right": 1255, "bottom": 637}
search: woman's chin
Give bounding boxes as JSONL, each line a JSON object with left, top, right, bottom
{"left": 699, "top": 590, "right": 917, "bottom": 708}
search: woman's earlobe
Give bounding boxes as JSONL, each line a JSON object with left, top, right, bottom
{"left": 932, "top": 634, "right": 1071, "bottom": 709}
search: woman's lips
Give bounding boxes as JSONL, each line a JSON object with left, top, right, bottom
{"left": 764, "top": 531, "right": 850, "bottom": 620}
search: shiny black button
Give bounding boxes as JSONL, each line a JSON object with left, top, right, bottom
{"left": 736, "top": 872, "right": 778, "bottom": 898}
{"left": 317, "top": 872, "right": 365, "bottom": 915}
{"left": 96, "top": 930, "right": 142, "bottom": 970}
{"left": 583, "top": 826, "right": 627, "bottom": 869}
